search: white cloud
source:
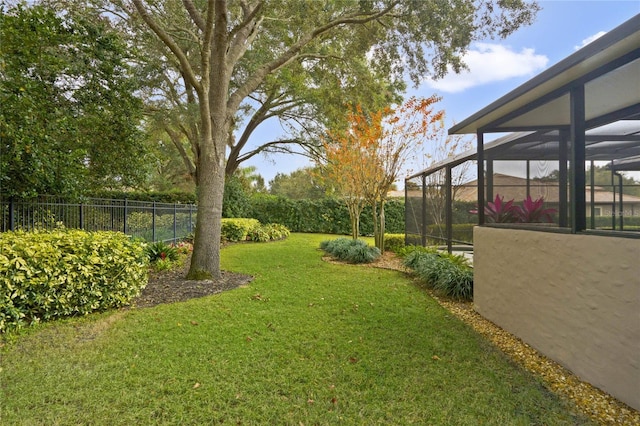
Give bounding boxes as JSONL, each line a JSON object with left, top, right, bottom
{"left": 422, "top": 43, "right": 548, "bottom": 93}
{"left": 574, "top": 31, "right": 607, "bottom": 50}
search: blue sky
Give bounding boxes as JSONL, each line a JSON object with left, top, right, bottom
{"left": 243, "top": 1, "right": 640, "bottom": 186}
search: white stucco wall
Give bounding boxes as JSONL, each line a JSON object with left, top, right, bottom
{"left": 473, "top": 226, "right": 640, "bottom": 410}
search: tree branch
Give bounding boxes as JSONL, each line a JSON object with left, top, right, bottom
{"left": 227, "top": 1, "right": 400, "bottom": 114}
{"left": 182, "top": 0, "right": 206, "bottom": 31}
{"left": 131, "top": 0, "right": 203, "bottom": 96}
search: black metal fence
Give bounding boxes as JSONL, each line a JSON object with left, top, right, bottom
{"left": 1, "top": 196, "right": 197, "bottom": 243}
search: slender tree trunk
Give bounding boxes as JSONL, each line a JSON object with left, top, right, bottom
{"left": 378, "top": 199, "right": 386, "bottom": 252}
{"left": 372, "top": 201, "right": 379, "bottom": 248}
{"left": 348, "top": 203, "right": 361, "bottom": 239}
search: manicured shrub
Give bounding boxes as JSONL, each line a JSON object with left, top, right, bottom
{"left": 260, "top": 223, "right": 290, "bottom": 241}
{"left": 222, "top": 219, "right": 290, "bottom": 243}
{"left": 320, "top": 238, "right": 381, "bottom": 264}
{"left": 384, "top": 234, "right": 406, "bottom": 253}
{"left": 0, "top": 229, "right": 148, "bottom": 333}
{"left": 223, "top": 176, "right": 250, "bottom": 218}
{"left": 221, "top": 218, "right": 260, "bottom": 241}
{"left": 401, "top": 246, "right": 473, "bottom": 301}
{"left": 248, "top": 226, "right": 270, "bottom": 242}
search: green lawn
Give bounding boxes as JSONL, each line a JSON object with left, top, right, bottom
{"left": 1, "top": 233, "right": 592, "bottom": 425}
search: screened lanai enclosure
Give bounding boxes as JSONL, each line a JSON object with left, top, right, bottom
{"left": 410, "top": 14, "right": 639, "bottom": 411}
{"left": 405, "top": 127, "right": 640, "bottom": 251}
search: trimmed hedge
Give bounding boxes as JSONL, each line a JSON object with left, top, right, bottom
{"left": 89, "top": 190, "right": 197, "bottom": 204}
{"left": 247, "top": 195, "right": 405, "bottom": 235}
{"left": 0, "top": 229, "right": 148, "bottom": 333}
{"left": 384, "top": 234, "right": 406, "bottom": 253}
{"left": 220, "top": 218, "right": 290, "bottom": 242}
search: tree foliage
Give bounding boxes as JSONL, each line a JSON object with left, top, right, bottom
{"left": 0, "top": 2, "right": 150, "bottom": 198}
{"left": 268, "top": 167, "right": 329, "bottom": 200}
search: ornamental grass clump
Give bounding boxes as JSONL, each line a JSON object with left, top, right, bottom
{"left": 401, "top": 246, "right": 473, "bottom": 301}
{"left": 320, "top": 237, "right": 381, "bottom": 263}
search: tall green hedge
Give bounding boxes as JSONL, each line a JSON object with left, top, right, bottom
{"left": 0, "top": 229, "right": 148, "bottom": 333}
{"left": 247, "top": 194, "right": 404, "bottom": 235}
{"left": 89, "top": 190, "right": 197, "bottom": 204}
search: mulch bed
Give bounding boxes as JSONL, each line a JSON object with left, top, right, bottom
{"left": 133, "top": 256, "right": 253, "bottom": 308}
{"left": 133, "top": 251, "right": 639, "bottom": 425}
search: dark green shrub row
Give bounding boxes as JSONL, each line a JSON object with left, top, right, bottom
{"left": 320, "top": 238, "right": 381, "bottom": 264}
{"left": 405, "top": 224, "right": 476, "bottom": 247}
{"left": 247, "top": 195, "right": 404, "bottom": 235}
{"left": 402, "top": 247, "right": 473, "bottom": 301}
{"left": 592, "top": 215, "right": 640, "bottom": 228}
{"left": 0, "top": 229, "right": 148, "bottom": 333}
{"left": 90, "top": 190, "right": 197, "bottom": 204}
{"left": 221, "top": 218, "right": 290, "bottom": 242}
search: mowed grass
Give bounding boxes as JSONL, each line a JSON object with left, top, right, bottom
{"left": 1, "top": 234, "right": 592, "bottom": 425}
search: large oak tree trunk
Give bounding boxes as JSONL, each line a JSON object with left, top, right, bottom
{"left": 188, "top": 148, "right": 224, "bottom": 280}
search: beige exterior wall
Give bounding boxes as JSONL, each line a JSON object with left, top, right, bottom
{"left": 473, "top": 226, "right": 640, "bottom": 410}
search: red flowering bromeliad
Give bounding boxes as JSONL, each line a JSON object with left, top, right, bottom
{"left": 471, "top": 194, "right": 557, "bottom": 224}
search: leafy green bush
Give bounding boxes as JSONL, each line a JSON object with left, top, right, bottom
{"left": 248, "top": 226, "right": 270, "bottom": 242}
{"left": 222, "top": 219, "right": 290, "bottom": 243}
{"left": 320, "top": 238, "right": 381, "bottom": 264}
{"left": 223, "top": 176, "right": 250, "bottom": 218}
{"left": 248, "top": 223, "right": 290, "bottom": 242}
{"left": 401, "top": 247, "right": 473, "bottom": 301}
{"left": 220, "top": 218, "right": 260, "bottom": 242}
{"left": 384, "top": 234, "right": 405, "bottom": 253}
{"left": 0, "top": 229, "right": 148, "bottom": 333}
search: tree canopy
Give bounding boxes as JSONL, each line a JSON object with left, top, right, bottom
{"left": 269, "top": 167, "right": 329, "bottom": 200}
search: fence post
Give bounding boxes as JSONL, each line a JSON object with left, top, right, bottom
{"left": 9, "top": 197, "right": 15, "bottom": 231}
{"left": 173, "top": 203, "right": 177, "bottom": 243}
{"left": 189, "top": 204, "right": 193, "bottom": 234}
{"left": 123, "top": 198, "right": 128, "bottom": 234}
{"left": 79, "top": 202, "right": 84, "bottom": 230}
{"left": 152, "top": 201, "right": 156, "bottom": 242}
{"left": 111, "top": 200, "right": 115, "bottom": 231}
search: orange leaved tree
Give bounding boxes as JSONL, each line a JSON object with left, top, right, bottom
{"left": 320, "top": 105, "right": 385, "bottom": 239}
{"left": 321, "top": 96, "right": 444, "bottom": 250}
